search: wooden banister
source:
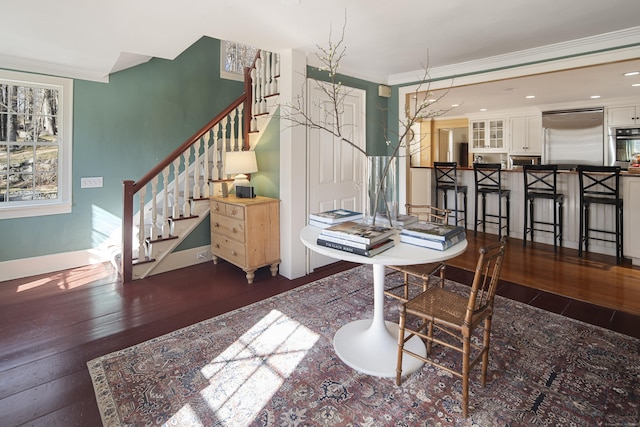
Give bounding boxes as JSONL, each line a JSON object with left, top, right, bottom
{"left": 121, "top": 49, "right": 277, "bottom": 283}
{"left": 133, "top": 93, "right": 247, "bottom": 193}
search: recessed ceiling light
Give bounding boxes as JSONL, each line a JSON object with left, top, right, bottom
{"left": 525, "top": 95, "right": 535, "bottom": 99}
{"left": 633, "top": 83, "right": 640, "bottom": 87}
{"left": 451, "top": 104, "right": 460, "bottom": 107}
{"left": 624, "top": 71, "right": 640, "bottom": 77}
{"left": 590, "top": 95, "right": 601, "bottom": 99}
{"left": 427, "top": 98, "right": 436, "bottom": 103}
{"left": 480, "top": 108, "right": 487, "bottom": 112}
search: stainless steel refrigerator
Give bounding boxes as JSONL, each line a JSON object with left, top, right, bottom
{"left": 542, "top": 108, "right": 605, "bottom": 168}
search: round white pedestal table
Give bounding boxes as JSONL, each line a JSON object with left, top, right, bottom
{"left": 300, "top": 225, "right": 468, "bottom": 378}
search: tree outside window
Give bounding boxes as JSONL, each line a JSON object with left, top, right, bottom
{"left": 220, "top": 41, "right": 258, "bottom": 82}
{"left": 0, "top": 70, "right": 72, "bottom": 219}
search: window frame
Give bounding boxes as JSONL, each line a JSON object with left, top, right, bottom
{"left": 220, "top": 40, "right": 258, "bottom": 82}
{"left": 0, "top": 70, "right": 73, "bottom": 220}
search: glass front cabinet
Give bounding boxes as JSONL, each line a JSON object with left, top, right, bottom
{"left": 470, "top": 118, "right": 505, "bottom": 151}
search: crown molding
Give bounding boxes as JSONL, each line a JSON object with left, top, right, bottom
{"left": 0, "top": 54, "right": 110, "bottom": 83}
{"left": 388, "top": 26, "right": 640, "bottom": 87}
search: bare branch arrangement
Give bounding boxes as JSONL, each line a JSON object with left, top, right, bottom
{"left": 282, "top": 16, "right": 457, "bottom": 225}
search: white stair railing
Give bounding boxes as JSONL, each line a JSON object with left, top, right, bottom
{"left": 122, "top": 49, "right": 280, "bottom": 282}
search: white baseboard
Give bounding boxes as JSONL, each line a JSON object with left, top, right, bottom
{"left": 0, "top": 245, "right": 212, "bottom": 282}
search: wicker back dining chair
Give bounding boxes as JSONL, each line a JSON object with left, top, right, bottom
{"left": 395, "top": 237, "right": 507, "bottom": 418}
{"left": 385, "top": 204, "right": 450, "bottom": 303}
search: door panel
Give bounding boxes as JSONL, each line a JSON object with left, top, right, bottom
{"left": 308, "top": 81, "right": 366, "bottom": 270}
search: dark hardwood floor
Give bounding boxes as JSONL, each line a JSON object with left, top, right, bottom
{"left": 1, "top": 234, "right": 639, "bottom": 426}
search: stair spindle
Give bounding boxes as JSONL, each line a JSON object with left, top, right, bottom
{"left": 161, "top": 166, "right": 170, "bottom": 238}
{"left": 231, "top": 108, "right": 238, "bottom": 152}
{"left": 150, "top": 176, "right": 159, "bottom": 240}
{"left": 202, "top": 131, "right": 210, "bottom": 198}
{"left": 182, "top": 149, "right": 191, "bottom": 217}
{"left": 250, "top": 68, "right": 258, "bottom": 132}
{"left": 216, "top": 123, "right": 224, "bottom": 180}
{"left": 172, "top": 158, "right": 181, "bottom": 218}
{"left": 265, "top": 52, "right": 272, "bottom": 96}
{"left": 193, "top": 138, "right": 202, "bottom": 199}
{"left": 272, "top": 53, "right": 279, "bottom": 94}
{"left": 260, "top": 56, "right": 267, "bottom": 114}
{"left": 138, "top": 185, "right": 147, "bottom": 260}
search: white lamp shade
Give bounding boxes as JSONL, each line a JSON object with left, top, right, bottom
{"left": 225, "top": 150, "right": 258, "bottom": 175}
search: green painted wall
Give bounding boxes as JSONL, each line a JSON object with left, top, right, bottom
{"left": 0, "top": 37, "right": 244, "bottom": 262}
{"left": 1, "top": 41, "right": 386, "bottom": 264}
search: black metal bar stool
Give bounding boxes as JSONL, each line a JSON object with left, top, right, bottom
{"left": 577, "top": 165, "right": 623, "bottom": 264}
{"left": 433, "top": 162, "right": 467, "bottom": 228}
{"left": 523, "top": 164, "right": 563, "bottom": 252}
{"left": 473, "top": 163, "right": 510, "bottom": 239}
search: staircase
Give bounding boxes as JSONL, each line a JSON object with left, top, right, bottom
{"left": 119, "top": 50, "right": 280, "bottom": 282}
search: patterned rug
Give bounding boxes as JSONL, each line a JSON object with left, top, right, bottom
{"left": 88, "top": 265, "right": 640, "bottom": 426}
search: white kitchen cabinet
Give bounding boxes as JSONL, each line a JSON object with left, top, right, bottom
{"left": 509, "top": 115, "right": 542, "bottom": 155}
{"left": 470, "top": 118, "right": 506, "bottom": 152}
{"left": 607, "top": 105, "right": 640, "bottom": 127}
{"left": 623, "top": 177, "right": 640, "bottom": 263}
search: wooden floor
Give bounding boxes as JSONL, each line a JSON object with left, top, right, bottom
{"left": 1, "top": 234, "right": 639, "bottom": 426}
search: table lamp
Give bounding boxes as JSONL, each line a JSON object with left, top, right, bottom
{"left": 226, "top": 150, "right": 258, "bottom": 191}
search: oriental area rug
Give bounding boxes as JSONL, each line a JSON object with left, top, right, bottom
{"left": 88, "top": 265, "right": 640, "bottom": 426}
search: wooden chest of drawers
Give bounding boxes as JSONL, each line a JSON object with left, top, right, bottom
{"left": 210, "top": 195, "right": 280, "bottom": 284}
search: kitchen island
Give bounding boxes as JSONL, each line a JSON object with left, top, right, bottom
{"left": 409, "top": 166, "right": 640, "bottom": 265}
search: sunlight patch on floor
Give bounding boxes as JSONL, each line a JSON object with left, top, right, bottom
{"left": 190, "top": 309, "right": 319, "bottom": 425}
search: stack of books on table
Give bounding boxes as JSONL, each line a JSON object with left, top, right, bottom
{"left": 308, "top": 209, "right": 363, "bottom": 228}
{"left": 316, "top": 221, "right": 396, "bottom": 257}
{"left": 399, "top": 222, "right": 466, "bottom": 251}
{"left": 373, "top": 213, "right": 418, "bottom": 228}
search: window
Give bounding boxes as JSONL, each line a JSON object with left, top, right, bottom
{"left": 0, "top": 70, "right": 72, "bottom": 219}
{"left": 220, "top": 41, "right": 259, "bottom": 82}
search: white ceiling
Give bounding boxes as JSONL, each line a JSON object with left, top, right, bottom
{"left": 2, "top": 0, "right": 640, "bottom": 113}
{"left": 418, "top": 58, "right": 640, "bottom": 118}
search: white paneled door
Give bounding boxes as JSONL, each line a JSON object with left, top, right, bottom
{"left": 307, "top": 81, "right": 366, "bottom": 270}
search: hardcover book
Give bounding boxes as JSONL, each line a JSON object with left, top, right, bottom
{"left": 308, "top": 209, "right": 363, "bottom": 224}
{"left": 374, "top": 213, "right": 418, "bottom": 227}
{"left": 320, "top": 221, "right": 396, "bottom": 245}
{"left": 308, "top": 219, "right": 333, "bottom": 229}
{"left": 401, "top": 221, "right": 465, "bottom": 241}
{"left": 316, "top": 237, "right": 395, "bottom": 257}
{"left": 399, "top": 231, "right": 466, "bottom": 251}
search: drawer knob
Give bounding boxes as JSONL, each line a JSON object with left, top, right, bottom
{"left": 215, "top": 243, "right": 220, "bottom": 249}
{"left": 214, "top": 222, "right": 220, "bottom": 228}
{"left": 231, "top": 250, "right": 237, "bottom": 256}
{"left": 232, "top": 228, "right": 237, "bottom": 234}
{"left": 214, "top": 205, "right": 220, "bottom": 212}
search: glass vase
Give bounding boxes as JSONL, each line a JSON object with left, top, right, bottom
{"left": 365, "top": 155, "right": 398, "bottom": 227}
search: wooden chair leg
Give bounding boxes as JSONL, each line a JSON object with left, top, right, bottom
{"left": 481, "top": 316, "right": 492, "bottom": 386}
{"left": 462, "top": 336, "right": 471, "bottom": 418}
{"left": 403, "top": 272, "right": 410, "bottom": 300}
{"left": 396, "top": 308, "right": 406, "bottom": 386}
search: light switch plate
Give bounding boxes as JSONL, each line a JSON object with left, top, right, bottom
{"left": 81, "top": 177, "right": 103, "bottom": 188}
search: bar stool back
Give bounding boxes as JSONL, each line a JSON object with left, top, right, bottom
{"left": 473, "top": 163, "right": 510, "bottom": 239}
{"left": 577, "top": 165, "right": 623, "bottom": 264}
{"left": 434, "top": 162, "right": 467, "bottom": 228}
{"left": 523, "top": 164, "right": 564, "bottom": 252}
